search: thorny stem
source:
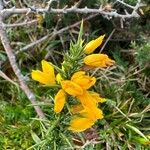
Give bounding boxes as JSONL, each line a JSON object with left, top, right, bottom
{"left": 1, "top": 6, "right": 140, "bottom": 19}
{"left": 0, "top": 1, "right": 46, "bottom": 119}
{"left": 0, "top": 19, "right": 37, "bottom": 28}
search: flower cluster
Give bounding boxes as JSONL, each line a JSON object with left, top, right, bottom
{"left": 31, "top": 33, "right": 115, "bottom": 132}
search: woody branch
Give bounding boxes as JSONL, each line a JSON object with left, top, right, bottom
{"left": 1, "top": 3, "right": 142, "bottom": 19}
{"left": 0, "top": 0, "right": 46, "bottom": 119}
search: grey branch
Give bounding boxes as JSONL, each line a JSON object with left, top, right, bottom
{"left": 116, "top": 0, "right": 135, "bottom": 9}
{"left": 0, "top": 70, "right": 18, "bottom": 85}
{"left": 1, "top": 5, "right": 141, "bottom": 19}
{"left": 19, "top": 14, "right": 98, "bottom": 53}
{"left": 0, "top": 19, "right": 37, "bottom": 28}
{"left": 0, "top": 1, "right": 46, "bottom": 119}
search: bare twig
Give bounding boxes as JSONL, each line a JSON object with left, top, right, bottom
{"left": 0, "top": 70, "right": 18, "bottom": 85}
{"left": 46, "top": 0, "right": 57, "bottom": 10}
{"left": 0, "top": 19, "right": 37, "bottom": 28}
{"left": 99, "top": 29, "right": 116, "bottom": 53}
{"left": 0, "top": 2, "right": 46, "bottom": 119}
{"left": 18, "top": 33, "right": 51, "bottom": 53}
{"left": 81, "top": 139, "right": 102, "bottom": 149}
{"left": 132, "top": 0, "right": 143, "bottom": 15}
{"left": 19, "top": 13, "right": 99, "bottom": 53}
{"left": 116, "top": 0, "right": 135, "bottom": 9}
{"left": 1, "top": 6, "right": 140, "bottom": 19}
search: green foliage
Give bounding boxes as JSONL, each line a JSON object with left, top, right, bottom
{"left": 135, "top": 43, "right": 150, "bottom": 66}
{"left": 1, "top": 0, "right": 150, "bottom": 149}
{"left": 0, "top": 83, "right": 35, "bottom": 149}
{"left": 62, "top": 25, "right": 85, "bottom": 79}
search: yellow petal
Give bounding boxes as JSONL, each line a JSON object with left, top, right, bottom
{"left": 70, "top": 104, "right": 84, "bottom": 114}
{"left": 71, "top": 71, "right": 85, "bottom": 80}
{"left": 31, "top": 70, "right": 55, "bottom": 85}
{"left": 77, "top": 90, "right": 97, "bottom": 108}
{"left": 61, "top": 80, "right": 83, "bottom": 96}
{"left": 71, "top": 71, "right": 96, "bottom": 90}
{"left": 84, "top": 54, "right": 115, "bottom": 67}
{"left": 54, "top": 89, "right": 66, "bottom": 113}
{"left": 41, "top": 60, "right": 55, "bottom": 79}
{"left": 69, "top": 105, "right": 103, "bottom": 132}
{"left": 89, "top": 92, "right": 106, "bottom": 103}
{"left": 68, "top": 117, "right": 95, "bottom": 132}
{"left": 77, "top": 91, "right": 103, "bottom": 120}
{"left": 84, "top": 35, "right": 105, "bottom": 54}
{"left": 93, "top": 107, "right": 103, "bottom": 120}
{"left": 79, "top": 106, "right": 103, "bottom": 121}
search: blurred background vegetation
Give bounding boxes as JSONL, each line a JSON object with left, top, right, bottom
{"left": 0, "top": 0, "right": 150, "bottom": 149}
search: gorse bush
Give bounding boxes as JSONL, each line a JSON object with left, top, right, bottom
{"left": 26, "top": 23, "right": 149, "bottom": 149}
{"left": 31, "top": 23, "right": 114, "bottom": 132}
{"left": 0, "top": 0, "right": 150, "bottom": 149}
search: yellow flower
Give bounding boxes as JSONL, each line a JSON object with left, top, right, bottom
{"left": 68, "top": 117, "right": 95, "bottom": 132}
{"left": 68, "top": 106, "right": 103, "bottom": 132}
{"left": 77, "top": 90, "right": 97, "bottom": 108}
{"left": 31, "top": 60, "right": 55, "bottom": 85}
{"left": 71, "top": 71, "right": 96, "bottom": 90}
{"left": 89, "top": 91, "right": 106, "bottom": 104}
{"left": 84, "top": 54, "right": 115, "bottom": 68}
{"left": 61, "top": 71, "right": 97, "bottom": 96}
{"left": 54, "top": 89, "right": 66, "bottom": 113}
{"left": 79, "top": 106, "right": 103, "bottom": 121}
{"left": 84, "top": 35, "right": 105, "bottom": 54}
{"left": 61, "top": 80, "right": 83, "bottom": 96}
